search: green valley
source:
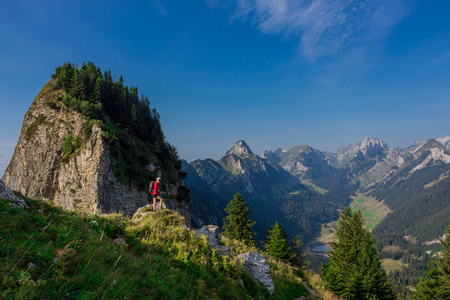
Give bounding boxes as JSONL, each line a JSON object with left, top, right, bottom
{"left": 350, "top": 194, "right": 391, "bottom": 231}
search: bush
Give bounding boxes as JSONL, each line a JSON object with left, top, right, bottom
{"left": 25, "top": 115, "right": 47, "bottom": 139}
{"left": 61, "top": 133, "right": 82, "bottom": 163}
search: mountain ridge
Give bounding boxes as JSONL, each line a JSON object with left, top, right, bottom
{"left": 184, "top": 140, "right": 351, "bottom": 243}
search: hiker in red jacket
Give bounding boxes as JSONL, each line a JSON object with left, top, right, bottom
{"left": 151, "top": 177, "right": 163, "bottom": 211}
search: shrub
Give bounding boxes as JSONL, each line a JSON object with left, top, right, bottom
{"left": 25, "top": 115, "right": 47, "bottom": 138}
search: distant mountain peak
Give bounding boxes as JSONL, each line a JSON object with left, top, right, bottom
{"left": 226, "top": 140, "right": 253, "bottom": 156}
{"left": 360, "top": 137, "right": 388, "bottom": 150}
{"left": 437, "top": 136, "right": 450, "bottom": 150}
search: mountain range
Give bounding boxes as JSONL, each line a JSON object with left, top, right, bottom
{"left": 183, "top": 136, "right": 450, "bottom": 293}
{"left": 184, "top": 140, "right": 351, "bottom": 243}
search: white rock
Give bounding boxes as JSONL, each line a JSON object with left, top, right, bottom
{"left": 0, "top": 179, "right": 27, "bottom": 209}
{"left": 196, "top": 225, "right": 221, "bottom": 246}
{"left": 236, "top": 251, "right": 275, "bottom": 294}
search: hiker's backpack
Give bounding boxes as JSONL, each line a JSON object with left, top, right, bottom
{"left": 149, "top": 181, "right": 155, "bottom": 193}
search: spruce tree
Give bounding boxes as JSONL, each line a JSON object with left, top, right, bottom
{"left": 291, "top": 235, "right": 308, "bottom": 269}
{"left": 414, "top": 225, "right": 450, "bottom": 299}
{"left": 264, "top": 221, "right": 292, "bottom": 263}
{"left": 323, "top": 207, "right": 396, "bottom": 299}
{"left": 441, "top": 225, "right": 450, "bottom": 276}
{"left": 222, "top": 193, "right": 256, "bottom": 245}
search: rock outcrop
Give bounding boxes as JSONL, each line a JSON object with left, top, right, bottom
{"left": 0, "top": 179, "right": 27, "bottom": 208}
{"left": 236, "top": 251, "right": 275, "bottom": 294}
{"left": 196, "top": 225, "right": 231, "bottom": 255}
{"left": 2, "top": 79, "right": 190, "bottom": 225}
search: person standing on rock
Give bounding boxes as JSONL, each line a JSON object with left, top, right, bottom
{"left": 150, "top": 177, "right": 163, "bottom": 211}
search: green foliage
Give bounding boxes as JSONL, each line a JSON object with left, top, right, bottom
{"left": 82, "top": 118, "right": 102, "bottom": 139}
{"left": 291, "top": 235, "right": 308, "bottom": 270}
{"left": 441, "top": 225, "right": 450, "bottom": 276}
{"left": 413, "top": 225, "right": 450, "bottom": 299}
{"left": 25, "top": 115, "right": 47, "bottom": 138}
{"left": 413, "top": 260, "right": 450, "bottom": 299}
{"left": 322, "top": 207, "right": 396, "bottom": 299}
{"left": 223, "top": 193, "right": 256, "bottom": 245}
{"left": 49, "top": 62, "right": 183, "bottom": 189}
{"left": 264, "top": 221, "right": 292, "bottom": 263}
{"left": 371, "top": 165, "right": 450, "bottom": 295}
{"left": 0, "top": 196, "right": 274, "bottom": 299}
{"left": 221, "top": 236, "right": 310, "bottom": 299}
{"left": 61, "top": 133, "right": 82, "bottom": 163}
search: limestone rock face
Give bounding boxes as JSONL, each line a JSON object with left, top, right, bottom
{"left": 262, "top": 145, "right": 336, "bottom": 179}
{"left": 226, "top": 140, "right": 253, "bottom": 156}
{"left": 236, "top": 251, "right": 275, "bottom": 294}
{"left": 0, "top": 179, "right": 27, "bottom": 208}
{"left": 437, "top": 136, "right": 450, "bottom": 150}
{"left": 2, "top": 81, "right": 190, "bottom": 225}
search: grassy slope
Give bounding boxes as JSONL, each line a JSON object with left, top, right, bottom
{"left": 381, "top": 259, "right": 407, "bottom": 274}
{"left": 349, "top": 194, "right": 391, "bottom": 232}
{"left": 0, "top": 196, "right": 309, "bottom": 299}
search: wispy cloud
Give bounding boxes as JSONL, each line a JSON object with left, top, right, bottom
{"left": 232, "top": 0, "right": 410, "bottom": 60}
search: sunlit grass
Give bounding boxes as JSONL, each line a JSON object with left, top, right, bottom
{"left": 1, "top": 195, "right": 312, "bottom": 299}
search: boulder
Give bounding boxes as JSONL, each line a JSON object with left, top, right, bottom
{"left": 132, "top": 204, "right": 154, "bottom": 221}
{"left": 196, "top": 225, "right": 221, "bottom": 246}
{"left": 213, "top": 244, "right": 232, "bottom": 256}
{"left": 236, "top": 251, "right": 275, "bottom": 294}
{"left": 0, "top": 179, "right": 27, "bottom": 209}
{"left": 196, "top": 225, "right": 232, "bottom": 256}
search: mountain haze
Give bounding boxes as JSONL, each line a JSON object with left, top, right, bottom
{"left": 185, "top": 135, "right": 450, "bottom": 294}
{"left": 184, "top": 141, "right": 351, "bottom": 243}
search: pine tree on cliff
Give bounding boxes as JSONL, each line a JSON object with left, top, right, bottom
{"left": 322, "top": 207, "right": 396, "bottom": 299}
{"left": 413, "top": 225, "right": 450, "bottom": 299}
{"left": 264, "top": 221, "right": 292, "bottom": 263}
{"left": 223, "top": 193, "right": 256, "bottom": 245}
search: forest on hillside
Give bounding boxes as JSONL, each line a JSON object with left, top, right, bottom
{"left": 49, "top": 62, "right": 186, "bottom": 192}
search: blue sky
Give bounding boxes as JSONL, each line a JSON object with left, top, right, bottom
{"left": 1, "top": 0, "right": 450, "bottom": 175}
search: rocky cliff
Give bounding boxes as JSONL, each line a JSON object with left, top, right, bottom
{"left": 262, "top": 145, "right": 336, "bottom": 179}
{"left": 3, "top": 65, "right": 190, "bottom": 224}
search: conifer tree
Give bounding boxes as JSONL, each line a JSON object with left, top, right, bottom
{"left": 414, "top": 225, "right": 450, "bottom": 299}
{"left": 222, "top": 193, "right": 256, "bottom": 245}
{"left": 322, "top": 207, "right": 396, "bottom": 299}
{"left": 291, "top": 235, "right": 308, "bottom": 269}
{"left": 264, "top": 221, "right": 292, "bottom": 263}
{"left": 441, "top": 225, "right": 450, "bottom": 276}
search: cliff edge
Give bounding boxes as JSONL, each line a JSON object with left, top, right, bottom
{"left": 3, "top": 63, "right": 190, "bottom": 224}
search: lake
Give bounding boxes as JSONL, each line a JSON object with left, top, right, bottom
{"left": 312, "top": 244, "right": 331, "bottom": 252}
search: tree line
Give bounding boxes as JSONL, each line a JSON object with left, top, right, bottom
{"left": 222, "top": 193, "right": 450, "bottom": 299}
{"left": 50, "top": 62, "right": 184, "bottom": 190}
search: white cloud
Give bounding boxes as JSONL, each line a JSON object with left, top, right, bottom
{"left": 232, "top": 0, "right": 410, "bottom": 60}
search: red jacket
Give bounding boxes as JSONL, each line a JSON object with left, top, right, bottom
{"left": 151, "top": 181, "right": 160, "bottom": 195}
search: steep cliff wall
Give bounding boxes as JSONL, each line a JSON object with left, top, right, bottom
{"left": 3, "top": 76, "right": 190, "bottom": 225}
